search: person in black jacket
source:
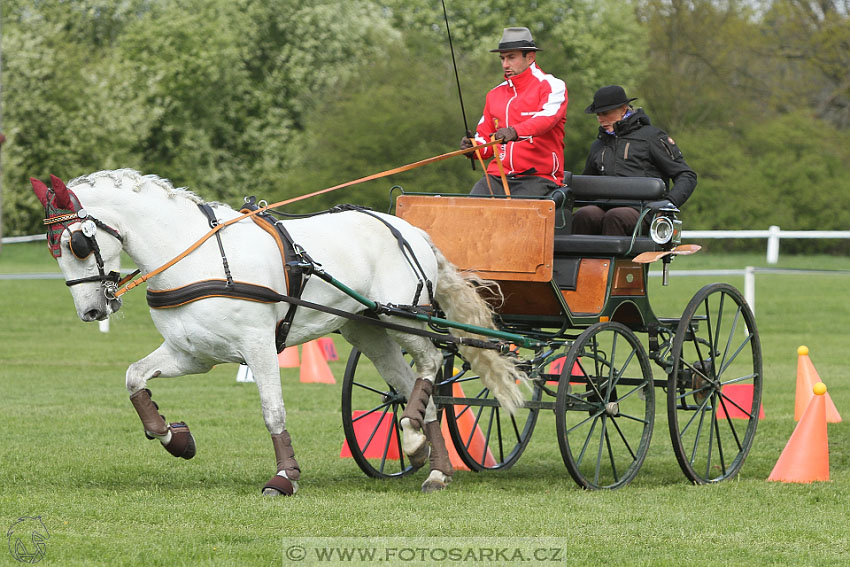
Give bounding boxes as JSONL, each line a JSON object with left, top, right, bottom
{"left": 573, "top": 85, "right": 697, "bottom": 235}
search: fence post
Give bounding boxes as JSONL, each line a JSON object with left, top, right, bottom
{"left": 766, "top": 225, "right": 780, "bottom": 264}
{"left": 744, "top": 266, "right": 755, "bottom": 315}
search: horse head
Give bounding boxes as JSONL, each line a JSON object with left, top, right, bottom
{"left": 31, "top": 175, "right": 124, "bottom": 321}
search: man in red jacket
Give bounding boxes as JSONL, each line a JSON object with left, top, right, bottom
{"left": 461, "top": 27, "right": 568, "bottom": 196}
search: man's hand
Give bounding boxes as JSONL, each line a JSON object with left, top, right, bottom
{"left": 494, "top": 126, "right": 518, "bottom": 143}
{"left": 646, "top": 199, "right": 677, "bottom": 213}
{"left": 460, "top": 132, "right": 476, "bottom": 158}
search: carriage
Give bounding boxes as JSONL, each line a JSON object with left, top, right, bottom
{"left": 340, "top": 175, "right": 763, "bottom": 490}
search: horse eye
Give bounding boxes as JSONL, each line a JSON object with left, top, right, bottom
{"left": 69, "top": 230, "right": 93, "bottom": 260}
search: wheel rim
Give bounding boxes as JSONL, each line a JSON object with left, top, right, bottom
{"left": 341, "top": 348, "right": 415, "bottom": 479}
{"left": 668, "top": 283, "right": 763, "bottom": 484}
{"left": 439, "top": 353, "right": 539, "bottom": 471}
{"left": 556, "top": 322, "right": 655, "bottom": 490}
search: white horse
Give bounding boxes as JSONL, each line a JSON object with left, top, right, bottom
{"left": 31, "top": 169, "right": 525, "bottom": 495}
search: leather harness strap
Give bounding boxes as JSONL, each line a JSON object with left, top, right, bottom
{"left": 239, "top": 197, "right": 312, "bottom": 351}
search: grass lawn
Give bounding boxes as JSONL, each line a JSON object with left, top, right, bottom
{"left": 1, "top": 243, "right": 849, "bottom": 566}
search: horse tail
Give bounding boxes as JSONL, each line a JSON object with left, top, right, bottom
{"left": 426, "top": 237, "right": 526, "bottom": 415}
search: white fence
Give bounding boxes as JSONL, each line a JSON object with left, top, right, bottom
{"left": 682, "top": 226, "right": 850, "bottom": 264}
{"left": 7, "top": 226, "right": 850, "bottom": 264}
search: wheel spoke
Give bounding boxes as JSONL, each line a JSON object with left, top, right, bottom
{"left": 353, "top": 381, "right": 392, "bottom": 397}
{"left": 609, "top": 416, "right": 638, "bottom": 460}
{"left": 442, "top": 353, "right": 538, "bottom": 471}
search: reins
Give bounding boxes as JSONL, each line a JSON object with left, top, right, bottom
{"left": 114, "top": 138, "right": 513, "bottom": 298}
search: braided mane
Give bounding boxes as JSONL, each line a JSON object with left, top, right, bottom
{"left": 67, "top": 169, "right": 208, "bottom": 205}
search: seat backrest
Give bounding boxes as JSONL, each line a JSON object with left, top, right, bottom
{"left": 567, "top": 175, "right": 665, "bottom": 201}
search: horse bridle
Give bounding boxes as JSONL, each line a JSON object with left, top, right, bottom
{"left": 44, "top": 209, "right": 127, "bottom": 299}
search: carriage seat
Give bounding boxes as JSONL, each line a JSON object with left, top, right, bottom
{"left": 553, "top": 234, "right": 659, "bottom": 256}
{"left": 549, "top": 174, "right": 666, "bottom": 255}
{"left": 565, "top": 174, "right": 666, "bottom": 202}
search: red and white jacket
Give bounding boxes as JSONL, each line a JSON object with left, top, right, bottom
{"left": 473, "top": 63, "right": 568, "bottom": 184}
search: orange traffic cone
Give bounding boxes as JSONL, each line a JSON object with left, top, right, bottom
{"left": 277, "top": 346, "right": 300, "bottom": 368}
{"left": 340, "top": 410, "right": 400, "bottom": 459}
{"left": 299, "top": 340, "right": 336, "bottom": 384}
{"left": 795, "top": 346, "right": 841, "bottom": 422}
{"left": 768, "top": 382, "right": 830, "bottom": 483}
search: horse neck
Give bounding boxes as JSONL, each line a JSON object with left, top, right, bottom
{"left": 76, "top": 180, "right": 212, "bottom": 275}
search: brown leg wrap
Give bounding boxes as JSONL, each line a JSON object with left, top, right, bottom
{"left": 271, "top": 430, "right": 300, "bottom": 481}
{"left": 263, "top": 474, "right": 296, "bottom": 496}
{"left": 129, "top": 389, "right": 168, "bottom": 437}
{"left": 401, "top": 378, "right": 433, "bottom": 430}
{"left": 424, "top": 420, "right": 454, "bottom": 476}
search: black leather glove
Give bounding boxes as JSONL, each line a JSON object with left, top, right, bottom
{"left": 460, "top": 131, "right": 476, "bottom": 158}
{"left": 647, "top": 199, "right": 677, "bottom": 212}
{"left": 494, "top": 126, "right": 518, "bottom": 142}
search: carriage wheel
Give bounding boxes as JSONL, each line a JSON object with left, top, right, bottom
{"left": 439, "top": 352, "right": 540, "bottom": 471}
{"left": 341, "top": 348, "right": 418, "bottom": 479}
{"left": 555, "top": 322, "right": 655, "bottom": 490}
{"left": 668, "top": 283, "right": 763, "bottom": 484}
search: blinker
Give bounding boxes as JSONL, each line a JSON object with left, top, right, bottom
{"left": 69, "top": 229, "right": 94, "bottom": 260}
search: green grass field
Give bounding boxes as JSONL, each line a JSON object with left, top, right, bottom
{"left": 2, "top": 242, "right": 849, "bottom": 566}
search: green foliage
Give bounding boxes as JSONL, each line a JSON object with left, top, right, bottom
{"left": 2, "top": 0, "right": 849, "bottom": 246}
{"left": 677, "top": 111, "right": 850, "bottom": 252}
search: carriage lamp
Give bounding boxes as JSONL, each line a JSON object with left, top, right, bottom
{"left": 649, "top": 215, "right": 682, "bottom": 246}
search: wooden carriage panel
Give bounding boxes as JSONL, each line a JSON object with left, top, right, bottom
{"left": 489, "top": 280, "right": 564, "bottom": 316}
{"left": 611, "top": 260, "right": 646, "bottom": 296}
{"left": 561, "top": 258, "right": 610, "bottom": 314}
{"left": 396, "top": 195, "right": 554, "bottom": 282}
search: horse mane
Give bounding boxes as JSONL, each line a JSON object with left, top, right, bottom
{"left": 67, "top": 169, "right": 218, "bottom": 207}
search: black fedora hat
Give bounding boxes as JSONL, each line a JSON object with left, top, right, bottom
{"left": 490, "top": 27, "right": 542, "bottom": 52}
{"left": 584, "top": 85, "right": 638, "bottom": 114}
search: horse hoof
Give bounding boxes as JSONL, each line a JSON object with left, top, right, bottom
{"left": 408, "top": 443, "right": 429, "bottom": 471}
{"left": 262, "top": 474, "right": 298, "bottom": 496}
{"left": 421, "top": 470, "right": 451, "bottom": 493}
{"left": 164, "top": 422, "right": 196, "bottom": 459}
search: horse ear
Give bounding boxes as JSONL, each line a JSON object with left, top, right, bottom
{"left": 30, "top": 178, "right": 50, "bottom": 207}
{"left": 49, "top": 174, "right": 72, "bottom": 209}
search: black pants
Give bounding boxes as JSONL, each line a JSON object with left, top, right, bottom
{"left": 470, "top": 174, "right": 560, "bottom": 197}
{"left": 571, "top": 205, "right": 645, "bottom": 236}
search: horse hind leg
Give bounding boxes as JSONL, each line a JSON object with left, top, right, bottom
{"left": 389, "top": 331, "right": 455, "bottom": 492}
{"left": 421, "top": 420, "right": 454, "bottom": 493}
{"left": 339, "top": 322, "right": 430, "bottom": 471}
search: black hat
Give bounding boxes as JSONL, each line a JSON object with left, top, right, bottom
{"left": 584, "top": 85, "right": 638, "bottom": 114}
{"left": 490, "top": 27, "right": 541, "bottom": 52}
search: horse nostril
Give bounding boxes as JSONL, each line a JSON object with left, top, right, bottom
{"left": 84, "top": 309, "right": 105, "bottom": 321}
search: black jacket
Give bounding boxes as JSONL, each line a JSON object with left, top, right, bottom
{"left": 582, "top": 108, "right": 697, "bottom": 207}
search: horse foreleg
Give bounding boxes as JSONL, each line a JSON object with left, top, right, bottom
{"left": 244, "top": 346, "right": 301, "bottom": 496}
{"left": 126, "top": 342, "right": 211, "bottom": 459}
